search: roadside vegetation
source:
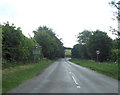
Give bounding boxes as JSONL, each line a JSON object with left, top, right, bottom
{"left": 72, "top": 30, "right": 119, "bottom": 62}
{"left": 70, "top": 59, "right": 119, "bottom": 80}
{"left": 71, "top": 30, "right": 119, "bottom": 80}
{"left": 71, "top": 1, "right": 120, "bottom": 80}
{"left": 2, "top": 22, "right": 64, "bottom": 93}
{"left": 2, "top": 59, "right": 55, "bottom": 93}
{"left": 65, "top": 47, "right": 71, "bottom": 57}
{"left": 1, "top": 1, "right": 120, "bottom": 92}
{"left": 33, "top": 26, "right": 64, "bottom": 59}
{"left": 2, "top": 22, "right": 64, "bottom": 63}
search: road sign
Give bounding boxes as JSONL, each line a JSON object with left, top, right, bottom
{"left": 33, "top": 50, "right": 40, "bottom": 54}
{"left": 35, "top": 45, "right": 38, "bottom": 49}
{"left": 96, "top": 50, "right": 100, "bottom": 55}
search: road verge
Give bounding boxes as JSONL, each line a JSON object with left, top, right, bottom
{"left": 2, "top": 59, "right": 55, "bottom": 93}
{"left": 69, "top": 59, "right": 119, "bottom": 80}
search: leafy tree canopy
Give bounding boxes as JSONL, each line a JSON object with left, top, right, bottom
{"left": 33, "top": 26, "right": 64, "bottom": 59}
{"left": 77, "top": 30, "right": 92, "bottom": 45}
{"left": 2, "top": 22, "right": 42, "bottom": 62}
{"left": 87, "top": 30, "right": 112, "bottom": 62}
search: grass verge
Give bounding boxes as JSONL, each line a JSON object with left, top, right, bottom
{"left": 70, "top": 59, "right": 119, "bottom": 80}
{"left": 2, "top": 59, "right": 55, "bottom": 93}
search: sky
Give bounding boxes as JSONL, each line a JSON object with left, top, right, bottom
{"left": 0, "top": 0, "right": 118, "bottom": 48}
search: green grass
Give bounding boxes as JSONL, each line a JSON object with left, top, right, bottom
{"left": 2, "top": 59, "right": 55, "bottom": 93}
{"left": 65, "top": 49, "right": 71, "bottom": 57}
{"left": 70, "top": 59, "right": 119, "bottom": 80}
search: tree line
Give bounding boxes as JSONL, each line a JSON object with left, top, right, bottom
{"left": 1, "top": 22, "right": 119, "bottom": 63}
{"left": 2, "top": 22, "right": 64, "bottom": 65}
{"left": 72, "top": 30, "right": 119, "bottom": 62}
{"left": 72, "top": 1, "right": 120, "bottom": 62}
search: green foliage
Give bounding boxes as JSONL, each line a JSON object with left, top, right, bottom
{"left": 71, "top": 44, "right": 80, "bottom": 58}
{"left": 110, "top": 49, "right": 118, "bottom": 62}
{"left": 72, "top": 44, "right": 89, "bottom": 59}
{"left": 77, "top": 30, "right": 92, "bottom": 45}
{"left": 2, "top": 22, "right": 42, "bottom": 64}
{"left": 2, "top": 23, "right": 22, "bottom": 61}
{"left": 86, "top": 30, "right": 112, "bottom": 62}
{"left": 72, "top": 30, "right": 113, "bottom": 62}
{"left": 0, "top": 24, "right": 2, "bottom": 59}
{"left": 72, "top": 30, "right": 91, "bottom": 59}
{"left": 118, "top": 49, "right": 120, "bottom": 63}
{"left": 33, "top": 26, "right": 64, "bottom": 59}
{"left": 112, "top": 39, "right": 118, "bottom": 49}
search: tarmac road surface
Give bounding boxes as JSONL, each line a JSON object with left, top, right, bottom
{"left": 8, "top": 58, "right": 119, "bottom": 93}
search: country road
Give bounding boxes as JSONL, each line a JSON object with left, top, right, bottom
{"left": 8, "top": 58, "right": 119, "bottom": 93}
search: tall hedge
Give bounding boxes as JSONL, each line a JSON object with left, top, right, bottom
{"left": 2, "top": 22, "right": 42, "bottom": 63}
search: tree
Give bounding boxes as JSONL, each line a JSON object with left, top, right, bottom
{"left": 72, "top": 30, "right": 92, "bottom": 59}
{"left": 2, "top": 22, "right": 23, "bottom": 61}
{"left": 0, "top": 24, "right": 2, "bottom": 59}
{"left": 33, "top": 26, "right": 64, "bottom": 59}
{"left": 112, "top": 39, "right": 118, "bottom": 49}
{"left": 71, "top": 44, "right": 81, "bottom": 58}
{"left": 71, "top": 44, "right": 89, "bottom": 59}
{"left": 2, "top": 22, "right": 42, "bottom": 63}
{"left": 109, "top": 1, "right": 120, "bottom": 64}
{"left": 87, "top": 30, "right": 112, "bottom": 62}
{"left": 109, "top": 1, "right": 120, "bottom": 51}
{"left": 77, "top": 30, "right": 92, "bottom": 45}
{"left": 109, "top": 1, "right": 120, "bottom": 36}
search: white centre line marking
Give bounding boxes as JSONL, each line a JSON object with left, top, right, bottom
{"left": 71, "top": 76, "right": 81, "bottom": 88}
{"left": 72, "top": 76, "right": 78, "bottom": 85}
{"left": 69, "top": 71, "right": 71, "bottom": 74}
{"left": 77, "top": 86, "right": 81, "bottom": 88}
{"left": 67, "top": 67, "right": 81, "bottom": 89}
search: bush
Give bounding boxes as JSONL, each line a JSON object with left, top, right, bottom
{"left": 110, "top": 49, "right": 118, "bottom": 62}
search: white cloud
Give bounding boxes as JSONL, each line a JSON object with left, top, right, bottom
{"left": 0, "top": 0, "right": 117, "bottom": 47}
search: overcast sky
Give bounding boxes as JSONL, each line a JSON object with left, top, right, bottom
{"left": 0, "top": 0, "right": 118, "bottom": 48}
